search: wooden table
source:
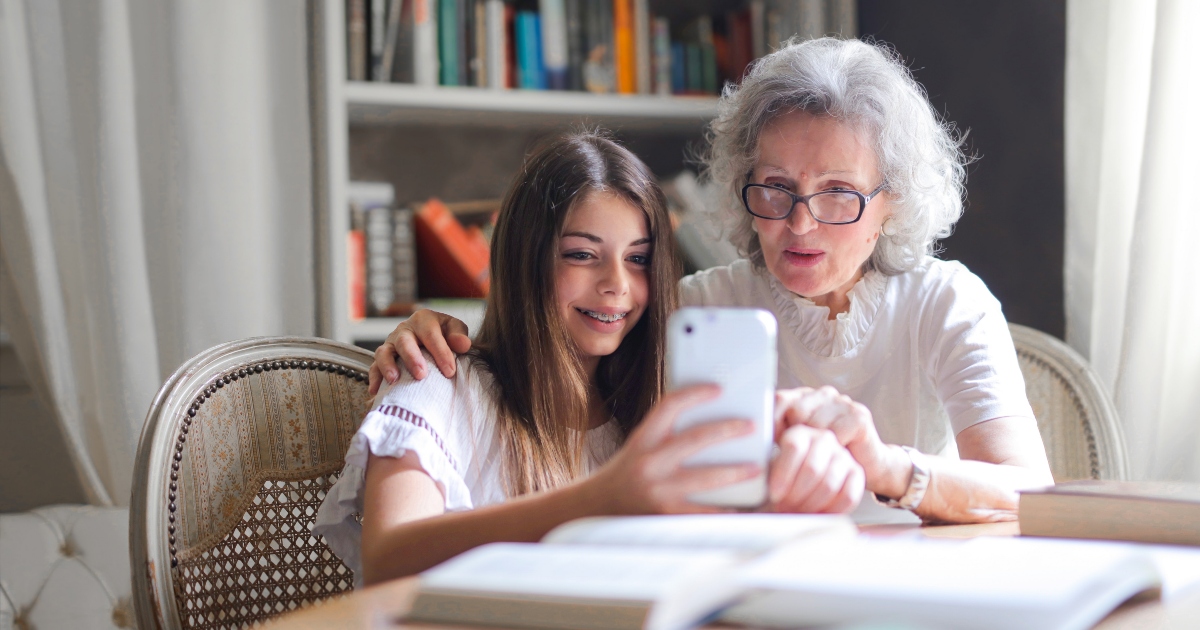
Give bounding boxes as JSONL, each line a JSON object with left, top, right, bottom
{"left": 267, "top": 523, "right": 1200, "bottom": 629}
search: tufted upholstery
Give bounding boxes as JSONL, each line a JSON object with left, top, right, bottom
{"left": 0, "top": 505, "right": 133, "bottom": 630}
{"left": 130, "top": 337, "right": 375, "bottom": 629}
{"left": 1009, "top": 323, "right": 1129, "bottom": 481}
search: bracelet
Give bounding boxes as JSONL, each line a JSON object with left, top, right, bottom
{"left": 875, "top": 446, "right": 931, "bottom": 511}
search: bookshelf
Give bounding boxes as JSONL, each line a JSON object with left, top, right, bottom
{"left": 315, "top": 0, "right": 724, "bottom": 348}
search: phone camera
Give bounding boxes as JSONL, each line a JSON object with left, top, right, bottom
{"left": 684, "top": 325, "right": 694, "bottom": 334}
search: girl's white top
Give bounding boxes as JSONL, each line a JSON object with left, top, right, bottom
{"left": 680, "top": 257, "right": 1035, "bottom": 459}
{"left": 314, "top": 354, "right": 624, "bottom": 586}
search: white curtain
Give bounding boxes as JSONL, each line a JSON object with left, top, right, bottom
{"left": 0, "top": 0, "right": 315, "bottom": 506}
{"left": 1065, "top": 0, "right": 1200, "bottom": 481}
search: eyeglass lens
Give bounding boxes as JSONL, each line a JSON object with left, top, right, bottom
{"left": 746, "top": 187, "right": 862, "bottom": 223}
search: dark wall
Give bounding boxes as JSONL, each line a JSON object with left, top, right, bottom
{"left": 859, "top": 1, "right": 1066, "bottom": 338}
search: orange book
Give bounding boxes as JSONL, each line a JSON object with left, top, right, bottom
{"left": 347, "top": 229, "right": 367, "bottom": 320}
{"left": 414, "top": 198, "right": 490, "bottom": 298}
{"left": 613, "top": 0, "right": 635, "bottom": 94}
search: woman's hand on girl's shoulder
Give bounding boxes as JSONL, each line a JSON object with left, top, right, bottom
{"left": 369, "top": 309, "right": 473, "bottom": 394}
{"left": 584, "top": 385, "right": 762, "bottom": 515}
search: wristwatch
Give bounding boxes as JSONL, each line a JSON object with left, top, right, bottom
{"left": 875, "top": 445, "right": 931, "bottom": 511}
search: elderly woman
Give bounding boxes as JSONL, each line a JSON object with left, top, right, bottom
{"left": 371, "top": 38, "right": 1053, "bottom": 523}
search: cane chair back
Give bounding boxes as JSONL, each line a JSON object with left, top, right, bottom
{"left": 130, "top": 337, "right": 375, "bottom": 629}
{"left": 1009, "top": 323, "right": 1129, "bottom": 481}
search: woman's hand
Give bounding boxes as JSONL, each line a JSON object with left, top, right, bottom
{"left": 774, "top": 387, "right": 908, "bottom": 499}
{"left": 585, "top": 385, "right": 763, "bottom": 515}
{"left": 768, "top": 424, "right": 864, "bottom": 513}
{"left": 369, "top": 309, "right": 472, "bottom": 394}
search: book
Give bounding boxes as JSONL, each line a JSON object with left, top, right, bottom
{"left": 652, "top": 17, "right": 670, "bottom": 96}
{"left": 722, "top": 535, "right": 1163, "bottom": 630}
{"left": 1019, "top": 480, "right": 1200, "bottom": 546}
{"left": 540, "top": 0, "right": 569, "bottom": 89}
{"left": 632, "top": 0, "right": 650, "bottom": 94}
{"left": 485, "top": 0, "right": 508, "bottom": 88}
{"left": 349, "top": 182, "right": 398, "bottom": 316}
{"left": 369, "top": 0, "right": 389, "bottom": 80}
{"left": 378, "top": 0, "right": 405, "bottom": 81}
{"left": 413, "top": 0, "right": 439, "bottom": 85}
{"left": 392, "top": 206, "right": 418, "bottom": 306}
{"left": 471, "top": 0, "right": 487, "bottom": 86}
{"left": 612, "top": 0, "right": 634, "bottom": 94}
{"left": 406, "top": 514, "right": 855, "bottom": 630}
{"left": 347, "top": 223, "right": 367, "bottom": 321}
{"left": 564, "top": 0, "right": 585, "bottom": 90}
{"left": 583, "top": 0, "right": 614, "bottom": 93}
{"left": 438, "top": 0, "right": 459, "bottom": 85}
{"left": 413, "top": 198, "right": 490, "bottom": 298}
{"left": 347, "top": 0, "right": 368, "bottom": 80}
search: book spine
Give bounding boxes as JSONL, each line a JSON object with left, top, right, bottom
{"left": 379, "top": 0, "right": 404, "bottom": 81}
{"left": 366, "top": 205, "right": 395, "bottom": 315}
{"left": 370, "top": 0, "right": 388, "bottom": 80}
{"left": 697, "top": 15, "right": 717, "bottom": 94}
{"left": 540, "top": 0, "right": 569, "bottom": 90}
{"left": 749, "top": 0, "right": 766, "bottom": 58}
{"left": 685, "top": 42, "right": 701, "bottom": 94}
{"left": 633, "top": 0, "right": 650, "bottom": 94}
{"left": 392, "top": 206, "right": 419, "bottom": 304}
{"left": 414, "top": 199, "right": 490, "bottom": 298}
{"left": 516, "top": 11, "right": 532, "bottom": 89}
{"left": 347, "top": 215, "right": 366, "bottom": 320}
{"left": 485, "top": 0, "right": 507, "bottom": 88}
{"left": 414, "top": 0, "right": 439, "bottom": 85}
{"left": 472, "top": 0, "right": 487, "bottom": 86}
{"left": 564, "top": 0, "right": 584, "bottom": 90}
{"left": 457, "top": 0, "right": 470, "bottom": 85}
{"left": 438, "top": 0, "right": 458, "bottom": 85}
{"left": 670, "top": 41, "right": 685, "bottom": 94}
{"left": 347, "top": 0, "right": 368, "bottom": 81}
{"left": 612, "top": 0, "right": 634, "bottom": 94}
{"left": 532, "top": 13, "right": 546, "bottom": 89}
{"left": 653, "top": 17, "right": 670, "bottom": 96}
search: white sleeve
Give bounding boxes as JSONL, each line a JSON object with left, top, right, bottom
{"left": 920, "top": 265, "right": 1036, "bottom": 435}
{"left": 313, "top": 354, "right": 476, "bottom": 582}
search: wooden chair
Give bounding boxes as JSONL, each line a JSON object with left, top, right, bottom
{"left": 1009, "top": 323, "right": 1129, "bottom": 481}
{"left": 130, "top": 337, "right": 375, "bottom": 629}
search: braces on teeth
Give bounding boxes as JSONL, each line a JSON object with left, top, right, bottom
{"left": 578, "top": 308, "right": 627, "bottom": 323}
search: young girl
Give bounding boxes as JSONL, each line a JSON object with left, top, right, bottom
{"left": 315, "top": 131, "right": 863, "bottom": 586}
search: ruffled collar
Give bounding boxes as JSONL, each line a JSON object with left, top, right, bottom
{"left": 768, "top": 268, "right": 888, "bottom": 358}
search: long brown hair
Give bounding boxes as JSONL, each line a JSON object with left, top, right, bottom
{"left": 470, "top": 130, "right": 681, "bottom": 496}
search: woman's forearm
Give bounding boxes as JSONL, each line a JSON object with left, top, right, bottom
{"left": 866, "top": 417, "right": 1054, "bottom": 524}
{"left": 361, "top": 475, "right": 608, "bottom": 584}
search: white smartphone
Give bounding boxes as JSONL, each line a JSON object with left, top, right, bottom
{"left": 666, "top": 307, "right": 777, "bottom": 508}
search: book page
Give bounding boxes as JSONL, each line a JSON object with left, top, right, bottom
{"left": 541, "top": 514, "right": 855, "bottom": 552}
{"left": 419, "top": 543, "right": 736, "bottom": 601}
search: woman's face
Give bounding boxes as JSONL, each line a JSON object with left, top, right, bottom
{"left": 751, "top": 111, "right": 890, "bottom": 308}
{"left": 556, "top": 191, "right": 651, "bottom": 372}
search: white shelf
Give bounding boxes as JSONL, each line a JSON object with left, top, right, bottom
{"left": 345, "top": 83, "right": 719, "bottom": 130}
{"left": 348, "top": 301, "right": 487, "bottom": 344}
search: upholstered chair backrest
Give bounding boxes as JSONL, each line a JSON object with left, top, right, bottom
{"left": 131, "top": 337, "right": 375, "bottom": 629}
{"left": 1009, "top": 323, "right": 1129, "bottom": 481}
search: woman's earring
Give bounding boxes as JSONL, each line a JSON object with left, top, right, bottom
{"left": 880, "top": 218, "right": 896, "bottom": 238}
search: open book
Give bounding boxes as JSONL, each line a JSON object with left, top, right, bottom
{"left": 405, "top": 514, "right": 1166, "bottom": 630}
{"left": 405, "top": 514, "right": 854, "bottom": 630}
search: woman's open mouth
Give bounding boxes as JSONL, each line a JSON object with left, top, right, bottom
{"left": 782, "top": 249, "right": 825, "bottom": 267}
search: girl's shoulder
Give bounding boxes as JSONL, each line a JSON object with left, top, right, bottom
{"left": 372, "top": 352, "right": 496, "bottom": 420}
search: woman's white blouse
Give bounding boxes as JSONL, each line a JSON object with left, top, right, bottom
{"left": 680, "top": 257, "right": 1035, "bottom": 459}
{"left": 313, "top": 354, "right": 624, "bottom": 585}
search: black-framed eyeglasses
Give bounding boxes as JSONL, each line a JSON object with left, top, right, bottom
{"left": 740, "top": 181, "right": 887, "bottom": 224}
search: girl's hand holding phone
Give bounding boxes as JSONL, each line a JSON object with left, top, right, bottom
{"left": 585, "top": 384, "right": 762, "bottom": 515}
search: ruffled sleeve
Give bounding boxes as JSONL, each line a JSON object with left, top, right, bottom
{"left": 313, "top": 355, "right": 481, "bottom": 583}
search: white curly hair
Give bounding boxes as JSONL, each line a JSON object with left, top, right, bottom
{"left": 704, "top": 37, "right": 968, "bottom": 275}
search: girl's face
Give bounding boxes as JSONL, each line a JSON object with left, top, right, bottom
{"left": 556, "top": 191, "right": 652, "bottom": 373}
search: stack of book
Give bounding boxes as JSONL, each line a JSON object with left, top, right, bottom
{"left": 345, "top": 0, "right": 814, "bottom": 95}
{"left": 347, "top": 182, "right": 495, "bottom": 320}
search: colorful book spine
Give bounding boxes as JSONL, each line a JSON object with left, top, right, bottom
{"left": 347, "top": 0, "right": 368, "bottom": 80}
{"left": 472, "top": 0, "right": 487, "bottom": 86}
{"left": 564, "top": 0, "right": 584, "bottom": 90}
{"left": 485, "top": 0, "right": 507, "bottom": 88}
{"left": 633, "top": 0, "right": 651, "bottom": 94}
{"left": 414, "top": 0, "right": 439, "bottom": 85}
{"left": 653, "top": 17, "right": 670, "bottom": 96}
{"left": 612, "top": 0, "right": 635, "bottom": 94}
{"left": 438, "top": 0, "right": 459, "bottom": 85}
{"left": 414, "top": 198, "right": 490, "bottom": 298}
{"left": 670, "top": 41, "right": 685, "bottom": 94}
{"left": 540, "top": 0, "right": 569, "bottom": 90}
